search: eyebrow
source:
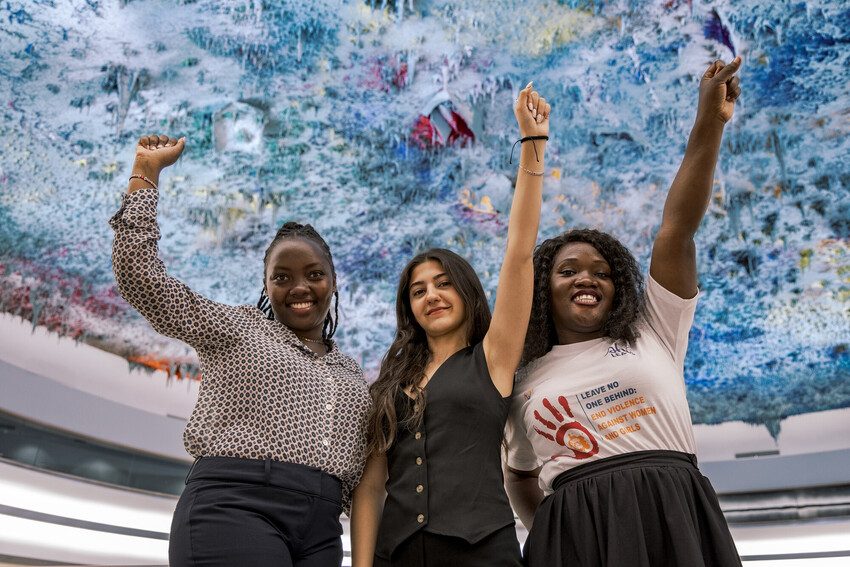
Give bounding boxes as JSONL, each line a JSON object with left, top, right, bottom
{"left": 409, "top": 272, "right": 448, "bottom": 288}
{"left": 557, "top": 258, "right": 610, "bottom": 266}
{"left": 270, "top": 262, "right": 326, "bottom": 270}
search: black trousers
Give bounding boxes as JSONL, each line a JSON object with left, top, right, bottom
{"left": 374, "top": 524, "right": 523, "bottom": 567}
{"left": 169, "top": 456, "right": 344, "bottom": 567}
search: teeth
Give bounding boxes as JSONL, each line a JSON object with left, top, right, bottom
{"left": 573, "top": 294, "right": 598, "bottom": 304}
{"left": 291, "top": 302, "right": 314, "bottom": 309}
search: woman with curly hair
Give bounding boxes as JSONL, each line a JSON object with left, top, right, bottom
{"left": 350, "top": 83, "right": 551, "bottom": 567}
{"left": 505, "top": 58, "right": 745, "bottom": 566}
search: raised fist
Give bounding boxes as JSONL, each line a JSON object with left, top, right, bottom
{"left": 514, "top": 82, "right": 551, "bottom": 139}
{"left": 697, "top": 57, "right": 742, "bottom": 125}
{"left": 134, "top": 134, "right": 185, "bottom": 172}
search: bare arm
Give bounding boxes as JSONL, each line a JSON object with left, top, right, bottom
{"left": 351, "top": 452, "right": 388, "bottom": 567}
{"left": 650, "top": 57, "right": 742, "bottom": 298}
{"left": 505, "top": 464, "right": 543, "bottom": 530}
{"left": 484, "top": 84, "right": 551, "bottom": 396}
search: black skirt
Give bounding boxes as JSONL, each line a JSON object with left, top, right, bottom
{"left": 524, "top": 450, "right": 742, "bottom": 567}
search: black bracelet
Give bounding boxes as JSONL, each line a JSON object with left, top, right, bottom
{"left": 510, "top": 135, "right": 549, "bottom": 164}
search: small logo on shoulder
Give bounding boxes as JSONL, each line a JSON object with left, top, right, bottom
{"left": 606, "top": 343, "right": 636, "bottom": 358}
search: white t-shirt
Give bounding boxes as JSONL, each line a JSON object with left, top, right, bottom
{"left": 505, "top": 275, "right": 698, "bottom": 495}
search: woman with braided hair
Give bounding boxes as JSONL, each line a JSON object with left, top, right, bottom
{"left": 110, "top": 135, "right": 370, "bottom": 567}
{"left": 505, "top": 58, "right": 745, "bottom": 566}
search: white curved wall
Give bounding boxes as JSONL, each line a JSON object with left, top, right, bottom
{"left": 3, "top": 312, "right": 850, "bottom": 491}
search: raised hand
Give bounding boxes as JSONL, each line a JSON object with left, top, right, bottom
{"left": 515, "top": 82, "right": 551, "bottom": 139}
{"left": 127, "top": 135, "right": 185, "bottom": 193}
{"left": 697, "top": 56, "right": 742, "bottom": 125}
{"left": 134, "top": 134, "right": 185, "bottom": 172}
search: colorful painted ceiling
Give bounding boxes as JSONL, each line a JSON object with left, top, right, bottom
{"left": 1, "top": 0, "right": 848, "bottom": 432}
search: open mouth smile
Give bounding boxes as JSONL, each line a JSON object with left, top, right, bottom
{"left": 571, "top": 290, "right": 601, "bottom": 306}
{"left": 288, "top": 300, "right": 316, "bottom": 313}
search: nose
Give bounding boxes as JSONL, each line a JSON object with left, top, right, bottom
{"left": 289, "top": 276, "right": 311, "bottom": 296}
{"left": 574, "top": 272, "right": 598, "bottom": 287}
{"left": 423, "top": 285, "right": 440, "bottom": 303}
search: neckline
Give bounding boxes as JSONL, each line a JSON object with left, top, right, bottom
{"left": 257, "top": 308, "right": 337, "bottom": 360}
{"left": 402, "top": 344, "right": 471, "bottom": 400}
{"left": 549, "top": 337, "right": 607, "bottom": 358}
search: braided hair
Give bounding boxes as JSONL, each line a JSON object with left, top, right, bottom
{"left": 522, "top": 229, "right": 646, "bottom": 365}
{"left": 257, "top": 221, "right": 340, "bottom": 340}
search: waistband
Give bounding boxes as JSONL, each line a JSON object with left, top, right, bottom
{"left": 552, "top": 450, "right": 698, "bottom": 493}
{"left": 186, "top": 456, "right": 342, "bottom": 505}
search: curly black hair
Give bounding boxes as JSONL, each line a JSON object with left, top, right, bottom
{"left": 256, "top": 221, "right": 339, "bottom": 340}
{"left": 522, "top": 228, "right": 645, "bottom": 365}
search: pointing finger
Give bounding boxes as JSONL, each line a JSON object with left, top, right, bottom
{"left": 714, "top": 56, "right": 742, "bottom": 82}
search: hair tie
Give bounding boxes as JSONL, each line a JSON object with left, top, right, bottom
{"left": 509, "top": 135, "right": 549, "bottom": 164}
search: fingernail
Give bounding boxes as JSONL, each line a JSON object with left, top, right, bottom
{"left": 526, "top": 81, "right": 533, "bottom": 89}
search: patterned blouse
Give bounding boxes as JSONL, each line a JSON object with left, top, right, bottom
{"left": 110, "top": 188, "right": 371, "bottom": 514}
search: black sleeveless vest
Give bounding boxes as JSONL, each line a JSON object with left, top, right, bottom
{"left": 375, "top": 343, "right": 516, "bottom": 559}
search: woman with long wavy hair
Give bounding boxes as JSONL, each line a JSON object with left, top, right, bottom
{"left": 505, "top": 58, "right": 745, "bottom": 567}
{"left": 350, "top": 83, "right": 552, "bottom": 567}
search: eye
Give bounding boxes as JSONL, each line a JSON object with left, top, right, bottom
{"left": 559, "top": 269, "right": 576, "bottom": 276}
{"left": 437, "top": 280, "right": 451, "bottom": 288}
{"left": 271, "top": 274, "right": 288, "bottom": 282}
{"left": 596, "top": 272, "right": 610, "bottom": 279}
{"left": 411, "top": 288, "right": 424, "bottom": 297}
{"left": 308, "top": 270, "right": 325, "bottom": 279}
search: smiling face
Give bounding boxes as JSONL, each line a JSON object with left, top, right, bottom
{"left": 549, "top": 241, "right": 616, "bottom": 344}
{"left": 408, "top": 260, "right": 468, "bottom": 341}
{"left": 264, "top": 237, "right": 335, "bottom": 339}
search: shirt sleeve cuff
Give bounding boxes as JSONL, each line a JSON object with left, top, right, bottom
{"left": 108, "top": 188, "right": 159, "bottom": 230}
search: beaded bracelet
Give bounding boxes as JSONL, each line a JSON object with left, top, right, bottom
{"left": 518, "top": 164, "right": 544, "bottom": 176}
{"left": 129, "top": 173, "right": 158, "bottom": 191}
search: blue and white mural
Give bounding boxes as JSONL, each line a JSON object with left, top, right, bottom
{"left": 1, "top": 1, "right": 848, "bottom": 434}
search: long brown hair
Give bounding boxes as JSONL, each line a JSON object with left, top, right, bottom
{"left": 367, "top": 249, "right": 491, "bottom": 454}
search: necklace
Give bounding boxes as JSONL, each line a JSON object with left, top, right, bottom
{"left": 297, "top": 335, "right": 326, "bottom": 345}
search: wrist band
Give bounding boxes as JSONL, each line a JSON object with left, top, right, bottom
{"left": 129, "top": 173, "right": 158, "bottom": 190}
{"left": 509, "top": 135, "right": 549, "bottom": 164}
{"left": 518, "top": 164, "right": 544, "bottom": 177}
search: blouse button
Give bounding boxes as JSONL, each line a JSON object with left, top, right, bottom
{"left": 416, "top": 484, "right": 424, "bottom": 493}
{"left": 417, "top": 514, "right": 425, "bottom": 523}
{"left": 325, "top": 403, "right": 333, "bottom": 410}
{"left": 414, "top": 432, "right": 422, "bottom": 440}
{"left": 415, "top": 457, "right": 422, "bottom": 465}
{"left": 322, "top": 438, "right": 330, "bottom": 446}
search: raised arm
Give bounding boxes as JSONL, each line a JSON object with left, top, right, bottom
{"left": 350, "top": 452, "right": 388, "bottom": 567}
{"left": 650, "top": 57, "right": 742, "bottom": 298}
{"left": 483, "top": 84, "right": 550, "bottom": 396}
{"left": 111, "top": 135, "right": 238, "bottom": 349}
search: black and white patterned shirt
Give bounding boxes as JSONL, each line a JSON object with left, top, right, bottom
{"left": 110, "top": 188, "right": 371, "bottom": 514}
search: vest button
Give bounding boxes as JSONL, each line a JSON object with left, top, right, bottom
{"left": 416, "top": 484, "right": 424, "bottom": 493}
{"left": 417, "top": 514, "right": 425, "bottom": 523}
{"left": 414, "top": 432, "right": 422, "bottom": 440}
{"left": 415, "top": 457, "right": 422, "bottom": 465}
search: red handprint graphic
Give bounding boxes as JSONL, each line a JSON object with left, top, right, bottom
{"left": 533, "top": 396, "right": 599, "bottom": 460}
